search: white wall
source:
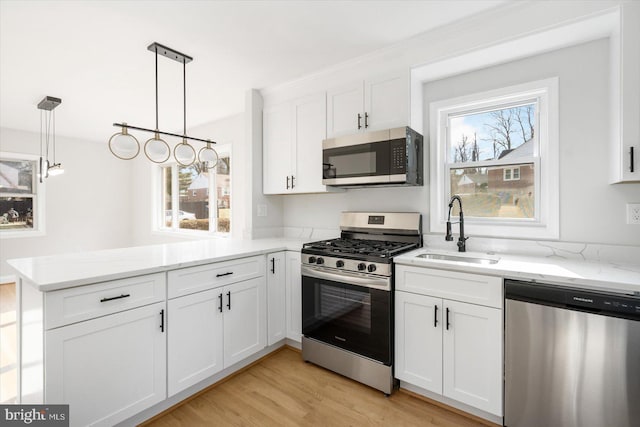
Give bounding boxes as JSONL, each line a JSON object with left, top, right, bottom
{"left": 0, "top": 127, "right": 133, "bottom": 280}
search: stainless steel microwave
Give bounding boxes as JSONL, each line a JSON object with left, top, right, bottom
{"left": 322, "top": 126, "right": 423, "bottom": 187}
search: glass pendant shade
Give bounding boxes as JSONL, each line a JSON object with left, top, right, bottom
{"left": 198, "top": 144, "right": 219, "bottom": 170}
{"left": 174, "top": 140, "right": 196, "bottom": 166}
{"left": 109, "top": 129, "right": 140, "bottom": 160}
{"left": 144, "top": 133, "right": 170, "bottom": 163}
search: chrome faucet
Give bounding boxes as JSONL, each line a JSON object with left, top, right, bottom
{"left": 446, "top": 195, "right": 468, "bottom": 252}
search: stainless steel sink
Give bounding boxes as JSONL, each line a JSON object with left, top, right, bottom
{"left": 416, "top": 252, "right": 499, "bottom": 265}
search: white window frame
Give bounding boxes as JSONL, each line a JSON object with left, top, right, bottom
{"left": 153, "top": 145, "right": 231, "bottom": 237}
{"left": 0, "top": 151, "right": 46, "bottom": 238}
{"left": 430, "top": 78, "right": 559, "bottom": 239}
{"left": 503, "top": 167, "right": 520, "bottom": 181}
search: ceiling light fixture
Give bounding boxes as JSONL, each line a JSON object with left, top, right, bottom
{"left": 108, "top": 42, "right": 218, "bottom": 169}
{"left": 38, "top": 96, "right": 64, "bottom": 183}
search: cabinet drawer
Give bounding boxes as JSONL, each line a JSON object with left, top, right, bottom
{"left": 396, "top": 265, "right": 502, "bottom": 308}
{"left": 45, "top": 273, "right": 166, "bottom": 329}
{"left": 168, "top": 255, "right": 265, "bottom": 299}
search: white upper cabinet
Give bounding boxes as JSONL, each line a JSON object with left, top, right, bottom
{"left": 612, "top": 2, "right": 640, "bottom": 183}
{"left": 327, "top": 71, "right": 409, "bottom": 138}
{"left": 263, "top": 92, "right": 331, "bottom": 194}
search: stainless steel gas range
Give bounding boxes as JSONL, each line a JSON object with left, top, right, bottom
{"left": 301, "top": 211, "right": 422, "bottom": 395}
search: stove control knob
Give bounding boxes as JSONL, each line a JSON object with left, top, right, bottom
{"left": 308, "top": 256, "right": 316, "bottom": 264}
{"left": 367, "top": 264, "right": 377, "bottom": 273}
{"left": 336, "top": 260, "right": 345, "bottom": 268}
{"left": 357, "top": 263, "right": 366, "bottom": 271}
{"left": 316, "top": 257, "right": 324, "bottom": 265}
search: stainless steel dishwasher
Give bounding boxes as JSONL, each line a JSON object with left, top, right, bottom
{"left": 504, "top": 279, "right": 640, "bottom": 427}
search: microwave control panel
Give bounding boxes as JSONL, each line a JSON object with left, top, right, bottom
{"left": 390, "top": 138, "right": 406, "bottom": 174}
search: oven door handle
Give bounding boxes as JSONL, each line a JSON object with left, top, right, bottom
{"left": 301, "top": 265, "right": 391, "bottom": 291}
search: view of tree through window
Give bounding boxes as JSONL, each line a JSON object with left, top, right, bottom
{"left": 161, "top": 149, "right": 231, "bottom": 234}
{"left": 448, "top": 103, "right": 536, "bottom": 219}
{"left": 0, "top": 159, "right": 37, "bottom": 231}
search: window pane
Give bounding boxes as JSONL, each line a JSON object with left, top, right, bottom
{"left": 0, "top": 197, "right": 34, "bottom": 229}
{"left": 449, "top": 103, "right": 536, "bottom": 163}
{"left": 215, "top": 156, "right": 231, "bottom": 233}
{"left": 162, "top": 166, "right": 172, "bottom": 228}
{"left": 0, "top": 160, "right": 35, "bottom": 194}
{"left": 449, "top": 163, "right": 535, "bottom": 219}
{"left": 178, "top": 165, "right": 209, "bottom": 231}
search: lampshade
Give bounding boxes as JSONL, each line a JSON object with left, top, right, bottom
{"left": 174, "top": 140, "right": 196, "bottom": 166}
{"left": 198, "top": 143, "right": 219, "bottom": 170}
{"left": 144, "top": 133, "right": 170, "bottom": 163}
{"left": 109, "top": 128, "right": 140, "bottom": 160}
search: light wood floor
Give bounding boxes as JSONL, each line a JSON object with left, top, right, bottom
{"left": 145, "top": 347, "right": 486, "bottom": 427}
{"left": 0, "top": 282, "right": 17, "bottom": 404}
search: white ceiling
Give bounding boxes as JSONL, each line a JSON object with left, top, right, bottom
{"left": 0, "top": 0, "right": 505, "bottom": 143}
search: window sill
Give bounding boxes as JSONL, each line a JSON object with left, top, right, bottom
{"left": 151, "top": 229, "right": 230, "bottom": 240}
{"left": 0, "top": 230, "right": 46, "bottom": 239}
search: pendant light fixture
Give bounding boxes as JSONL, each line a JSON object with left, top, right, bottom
{"left": 38, "top": 96, "right": 64, "bottom": 183}
{"left": 108, "top": 42, "right": 218, "bottom": 169}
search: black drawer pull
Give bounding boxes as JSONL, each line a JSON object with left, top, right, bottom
{"left": 357, "top": 113, "right": 362, "bottom": 130}
{"left": 227, "top": 291, "right": 231, "bottom": 310}
{"left": 286, "top": 176, "right": 290, "bottom": 189}
{"left": 216, "top": 272, "right": 234, "bottom": 278}
{"left": 434, "top": 305, "right": 438, "bottom": 328}
{"left": 631, "top": 146, "right": 635, "bottom": 173}
{"left": 100, "top": 293, "right": 130, "bottom": 303}
{"left": 160, "top": 309, "right": 165, "bottom": 332}
{"left": 364, "top": 112, "right": 369, "bottom": 128}
{"left": 218, "top": 293, "right": 223, "bottom": 312}
{"left": 271, "top": 257, "right": 275, "bottom": 274}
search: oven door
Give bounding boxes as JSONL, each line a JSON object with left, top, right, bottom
{"left": 301, "top": 265, "right": 392, "bottom": 365}
{"left": 322, "top": 139, "right": 391, "bottom": 185}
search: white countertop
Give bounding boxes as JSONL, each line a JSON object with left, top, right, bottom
{"left": 395, "top": 248, "right": 640, "bottom": 294}
{"left": 7, "top": 238, "right": 308, "bottom": 292}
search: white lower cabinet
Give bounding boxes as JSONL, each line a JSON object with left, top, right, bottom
{"left": 285, "top": 251, "right": 302, "bottom": 342}
{"left": 167, "top": 288, "right": 224, "bottom": 397}
{"left": 45, "top": 302, "right": 167, "bottom": 427}
{"left": 395, "top": 265, "right": 503, "bottom": 417}
{"left": 266, "top": 251, "right": 286, "bottom": 345}
{"left": 167, "top": 276, "right": 266, "bottom": 397}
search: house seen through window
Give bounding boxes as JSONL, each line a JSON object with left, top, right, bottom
{"left": 160, "top": 147, "right": 231, "bottom": 234}
{"left": 447, "top": 103, "right": 536, "bottom": 219}
{"left": 0, "top": 155, "right": 41, "bottom": 234}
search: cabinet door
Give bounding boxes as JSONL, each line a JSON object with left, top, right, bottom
{"left": 263, "top": 102, "right": 293, "bottom": 194}
{"left": 364, "top": 72, "right": 408, "bottom": 131}
{"left": 167, "top": 289, "right": 224, "bottom": 397}
{"left": 395, "top": 291, "right": 443, "bottom": 394}
{"left": 45, "top": 302, "right": 166, "bottom": 427}
{"left": 285, "top": 251, "right": 302, "bottom": 342}
{"left": 292, "top": 93, "right": 327, "bottom": 193}
{"left": 327, "top": 81, "right": 364, "bottom": 137}
{"left": 223, "top": 277, "right": 266, "bottom": 368}
{"left": 443, "top": 300, "right": 502, "bottom": 416}
{"left": 266, "top": 252, "right": 286, "bottom": 345}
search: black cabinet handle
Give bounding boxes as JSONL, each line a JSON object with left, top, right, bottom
{"left": 100, "top": 293, "right": 130, "bottom": 303}
{"left": 357, "top": 113, "right": 362, "bottom": 130}
{"left": 218, "top": 293, "right": 223, "bottom": 313}
{"left": 446, "top": 307, "right": 450, "bottom": 330}
{"left": 631, "top": 146, "right": 635, "bottom": 173}
{"left": 286, "top": 175, "right": 290, "bottom": 189}
{"left": 271, "top": 257, "right": 275, "bottom": 274}
{"left": 160, "top": 309, "right": 165, "bottom": 333}
{"left": 434, "top": 305, "right": 438, "bottom": 328}
{"left": 364, "top": 112, "right": 369, "bottom": 128}
{"left": 291, "top": 175, "right": 295, "bottom": 189}
{"left": 216, "top": 272, "right": 234, "bottom": 278}
{"left": 226, "top": 291, "right": 231, "bottom": 310}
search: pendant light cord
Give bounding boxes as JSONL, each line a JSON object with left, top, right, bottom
{"left": 155, "top": 46, "right": 159, "bottom": 131}
{"left": 183, "top": 58, "right": 186, "bottom": 137}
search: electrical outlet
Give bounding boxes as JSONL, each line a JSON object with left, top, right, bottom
{"left": 628, "top": 203, "right": 640, "bottom": 225}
